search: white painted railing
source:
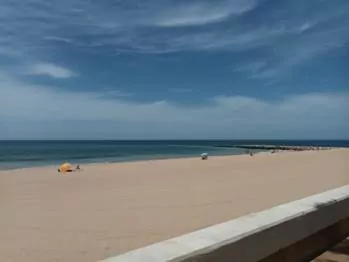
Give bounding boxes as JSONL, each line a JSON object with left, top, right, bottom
{"left": 99, "top": 185, "right": 349, "bottom": 262}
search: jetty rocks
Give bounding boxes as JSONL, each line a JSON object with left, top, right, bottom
{"left": 216, "top": 144, "right": 332, "bottom": 152}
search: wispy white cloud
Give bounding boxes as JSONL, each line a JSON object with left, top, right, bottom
{"left": 26, "top": 63, "right": 77, "bottom": 79}
{"left": 0, "top": 72, "right": 348, "bottom": 139}
{"left": 43, "top": 36, "right": 74, "bottom": 43}
{"left": 232, "top": 2, "right": 349, "bottom": 79}
{"left": 0, "top": 0, "right": 348, "bottom": 64}
{"left": 100, "top": 88, "right": 133, "bottom": 98}
{"left": 153, "top": 8, "right": 231, "bottom": 27}
{"left": 152, "top": 0, "right": 256, "bottom": 27}
{"left": 234, "top": 25, "right": 349, "bottom": 79}
{"left": 169, "top": 88, "right": 193, "bottom": 93}
{"left": 235, "top": 61, "right": 266, "bottom": 73}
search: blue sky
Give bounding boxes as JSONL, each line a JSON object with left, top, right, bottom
{"left": 0, "top": 0, "right": 348, "bottom": 139}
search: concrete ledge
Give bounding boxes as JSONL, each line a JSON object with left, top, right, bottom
{"left": 259, "top": 217, "right": 349, "bottom": 262}
{"left": 99, "top": 185, "right": 349, "bottom": 262}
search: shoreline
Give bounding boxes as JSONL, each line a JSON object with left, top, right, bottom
{"left": 1, "top": 139, "right": 348, "bottom": 171}
{"left": 1, "top": 146, "right": 346, "bottom": 172}
{"left": 0, "top": 149, "right": 252, "bottom": 172}
{"left": 0, "top": 151, "right": 246, "bottom": 172}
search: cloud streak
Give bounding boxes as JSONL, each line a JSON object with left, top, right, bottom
{"left": 152, "top": 0, "right": 256, "bottom": 27}
{"left": 26, "top": 63, "right": 77, "bottom": 78}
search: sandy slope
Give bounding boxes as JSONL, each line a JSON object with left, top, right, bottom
{"left": 1, "top": 149, "right": 348, "bottom": 262}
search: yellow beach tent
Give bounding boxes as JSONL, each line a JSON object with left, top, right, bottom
{"left": 58, "top": 163, "right": 73, "bottom": 173}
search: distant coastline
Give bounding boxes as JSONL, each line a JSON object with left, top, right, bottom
{"left": 0, "top": 140, "right": 348, "bottom": 170}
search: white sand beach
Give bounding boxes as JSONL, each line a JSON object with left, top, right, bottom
{"left": 1, "top": 149, "right": 349, "bottom": 262}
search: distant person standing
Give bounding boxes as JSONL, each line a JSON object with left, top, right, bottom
{"left": 246, "top": 150, "right": 253, "bottom": 156}
{"left": 201, "top": 153, "right": 208, "bottom": 160}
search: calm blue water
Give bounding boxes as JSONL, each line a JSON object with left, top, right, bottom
{"left": 0, "top": 140, "right": 348, "bottom": 170}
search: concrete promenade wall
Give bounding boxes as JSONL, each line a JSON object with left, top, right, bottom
{"left": 100, "top": 185, "right": 349, "bottom": 262}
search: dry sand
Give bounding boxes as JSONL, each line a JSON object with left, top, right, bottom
{"left": 1, "top": 149, "right": 349, "bottom": 262}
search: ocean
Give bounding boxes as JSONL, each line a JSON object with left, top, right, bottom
{"left": 0, "top": 140, "right": 348, "bottom": 170}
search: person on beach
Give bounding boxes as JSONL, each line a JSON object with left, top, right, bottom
{"left": 246, "top": 150, "right": 253, "bottom": 156}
